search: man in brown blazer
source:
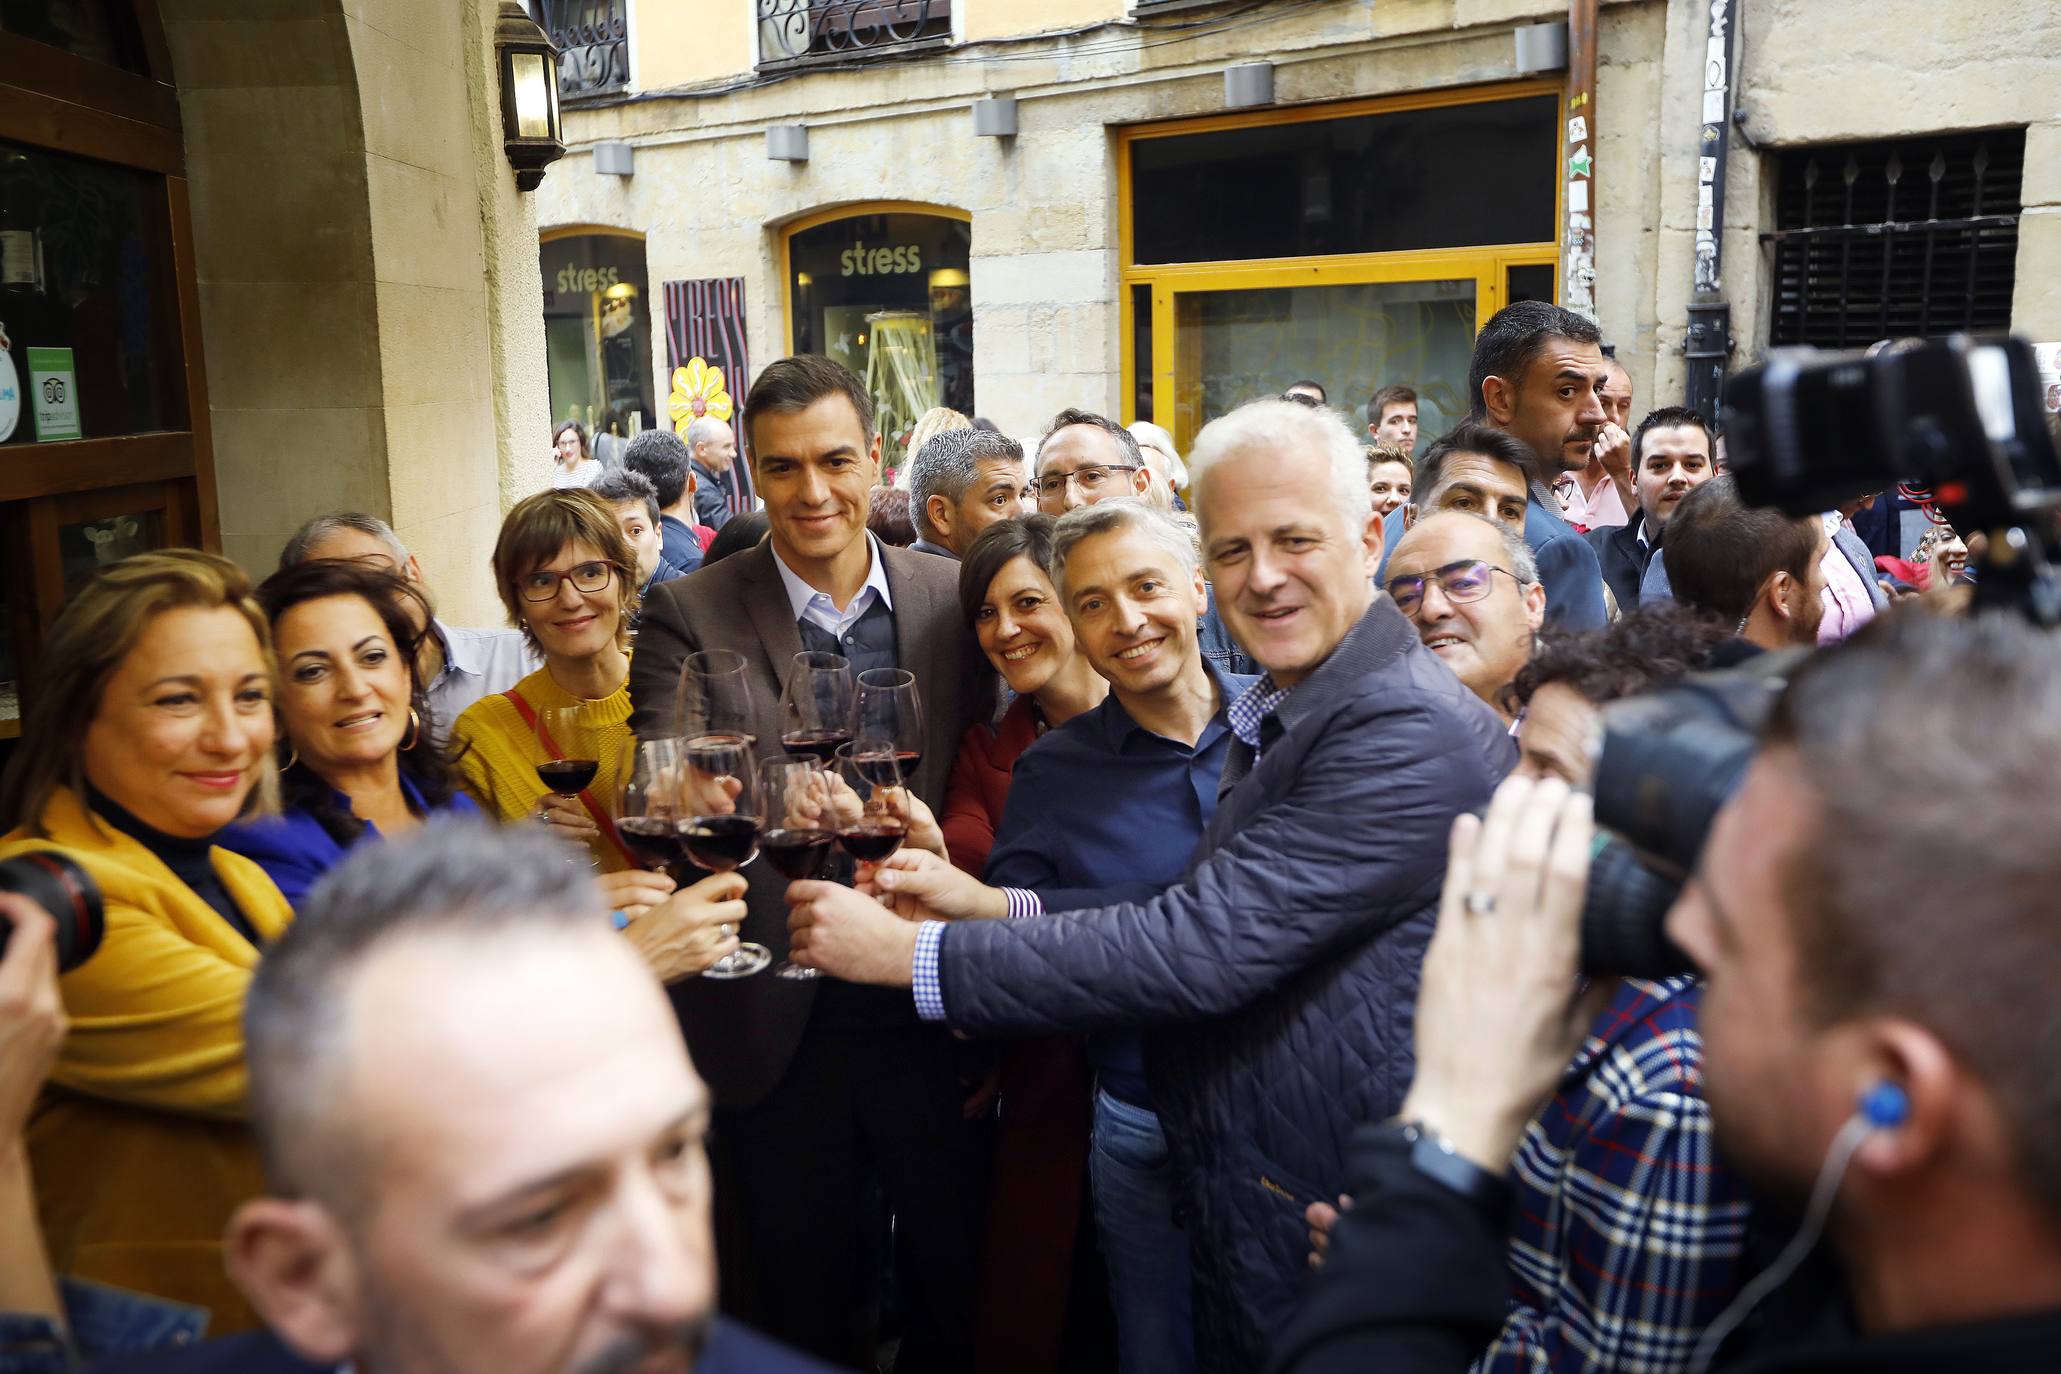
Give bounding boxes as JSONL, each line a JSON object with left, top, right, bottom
{"left": 629, "top": 355, "right": 993, "bottom": 1372}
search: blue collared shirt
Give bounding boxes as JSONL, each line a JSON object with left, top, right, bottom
{"left": 426, "top": 619, "right": 539, "bottom": 743}
{"left": 912, "top": 663, "right": 1256, "bottom": 1028}
{"left": 771, "top": 532, "right": 895, "bottom": 640}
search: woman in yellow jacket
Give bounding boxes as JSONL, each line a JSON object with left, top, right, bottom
{"left": 453, "top": 489, "right": 679, "bottom": 911}
{"left": 0, "top": 550, "right": 292, "bottom": 1331}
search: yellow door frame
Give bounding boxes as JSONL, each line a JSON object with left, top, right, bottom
{"left": 1115, "top": 81, "right": 1564, "bottom": 438}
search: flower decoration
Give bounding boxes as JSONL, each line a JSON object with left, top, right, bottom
{"left": 669, "top": 357, "right": 734, "bottom": 433}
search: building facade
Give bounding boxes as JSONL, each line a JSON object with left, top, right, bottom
{"left": 533, "top": 0, "right": 2061, "bottom": 459}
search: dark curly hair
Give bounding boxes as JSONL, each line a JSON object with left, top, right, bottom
{"left": 1503, "top": 602, "right": 1734, "bottom": 716}
{"left": 255, "top": 559, "right": 464, "bottom": 849}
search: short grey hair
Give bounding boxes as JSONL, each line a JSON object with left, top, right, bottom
{"left": 1049, "top": 498, "right": 1200, "bottom": 602}
{"left": 1128, "top": 420, "right": 1188, "bottom": 489}
{"left": 278, "top": 512, "right": 408, "bottom": 572}
{"left": 1391, "top": 508, "right": 1540, "bottom": 586}
{"left": 1187, "top": 397, "right": 1374, "bottom": 543}
{"left": 244, "top": 819, "right": 607, "bottom": 1206}
{"left": 683, "top": 416, "right": 730, "bottom": 452}
{"left": 907, "top": 429, "right": 1025, "bottom": 539}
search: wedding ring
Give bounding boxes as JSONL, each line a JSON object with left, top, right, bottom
{"left": 1464, "top": 892, "right": 1497, "bottom": 916}
{"left": 719, "top": 924, "right": 736, "bottom": 940}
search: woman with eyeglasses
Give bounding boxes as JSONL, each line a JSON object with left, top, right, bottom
{"left": 452, "top": 490, "right": 749, "bottom": 979}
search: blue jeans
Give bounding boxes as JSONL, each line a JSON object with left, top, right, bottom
{"left": 1090, "top": 1090, "right": 1196, "bottom": 1374}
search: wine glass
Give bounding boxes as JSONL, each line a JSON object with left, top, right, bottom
{"left": 677, "top": 648, "right": 758, "bottom": 747}
{"left": 853, "top": 668, "right": 925, "bottom": 785}
{"left": 534, "top": 704, "right": 599, "bottom": 798}
{"left": 779, "top": 651, "right": 856, "bottom": 767}
{"left": 680, "top": 731, "right": 771, "bottom": 980}
{"left": 833, "top": 738, "right": 907, "bottom": 867}
{"left": 617, "top": 738, "right": 687, "bottom": 884}
{"left": 758, "top": 756, "right": 839, "bottom": 980}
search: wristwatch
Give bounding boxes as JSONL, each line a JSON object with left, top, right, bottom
{"left": 1368, "top": 1118, "right": 1513, "bottom": 1214}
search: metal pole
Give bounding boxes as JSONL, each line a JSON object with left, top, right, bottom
{"left": 1561, "top": 0, "right": 1599, "bottom": 321}
{"left": 1684, "top": 0, "right": 1741, "bottom": 416}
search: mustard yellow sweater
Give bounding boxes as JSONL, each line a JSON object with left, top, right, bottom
{"left": 0, "top": 785, "right": 295, "bottom": 1330}
{"left": 451, "top": 665, "right": 636, "bottom": 872}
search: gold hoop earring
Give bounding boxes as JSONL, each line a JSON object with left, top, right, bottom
{"left": 401, "top": 708, "right": 422, "bottom": 752}
{"left": 282, "top": 746, "right": 300, "bottom": 771}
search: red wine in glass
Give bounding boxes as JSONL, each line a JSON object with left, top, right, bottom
{"left": 536, "top": 758, "right": 599, "bottom": 795}
{"left": 854, "top": 750, "right": 923, "bottom": 789}
{"left": 616, "top": 815, "right": 682, "bottom": 871}
{"left": 760, "top": 826, "right": 836, "bottom": 880}
{"left": 780, "top": 729, "right": 852, "bottom": 765}
{"left": 836, "top": 824, "right": 906, "bottom": 864}
{"left": 681, "top": 814, "right": 760, "bottom": 872}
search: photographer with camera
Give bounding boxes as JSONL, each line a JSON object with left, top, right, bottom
{"left": 1274, "top": 610, "right": 2061, "bottom": 1374}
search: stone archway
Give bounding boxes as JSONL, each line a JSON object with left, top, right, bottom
{"left": 159, "top": 0, "right": 546, "bottom": 623}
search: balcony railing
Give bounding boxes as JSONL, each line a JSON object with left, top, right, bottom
{"left": 539, "top": 0, "right": 628, "bottom": 100}
{"left": 757, "top": 0, "right": 951, "bottom": 68}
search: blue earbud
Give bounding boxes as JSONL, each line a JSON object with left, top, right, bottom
{"left": 1860, "top": 1081, "right": 1910, "bottom": 1130}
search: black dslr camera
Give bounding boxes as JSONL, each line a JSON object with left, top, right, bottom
{"left": 0, "top": 852, "right": 104, "bottom": 972}
{"left": 1578, "top": 335, "right": 2061, "bottom": 977}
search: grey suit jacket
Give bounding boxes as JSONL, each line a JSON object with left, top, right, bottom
{"left": 629, "top": 540, "right": 991, "bottom": 1109}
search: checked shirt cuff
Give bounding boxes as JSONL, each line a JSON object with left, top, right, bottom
{"left": 913, "top": 921, "right": 949, "bottom": 1021}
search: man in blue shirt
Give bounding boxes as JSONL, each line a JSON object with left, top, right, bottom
{"left": 984, "top": 499, "right": 1255, "bottom": 1374}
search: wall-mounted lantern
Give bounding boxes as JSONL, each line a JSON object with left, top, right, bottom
{"left": 496, "top": 1, "right": 565, "bottom": 191}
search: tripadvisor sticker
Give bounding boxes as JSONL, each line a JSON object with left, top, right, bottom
{"left": 0, "top": 323, "right": 17, "bottom": 443}
{"left": 27, "top": 346, "right": 80, "bottom": 442}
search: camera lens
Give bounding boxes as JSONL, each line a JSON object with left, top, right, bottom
{"left": 1579, "top": 840, "right": 1695, "bottom": 978}
{"left": 0, "top": 852, "right": 105, "bottom": 973}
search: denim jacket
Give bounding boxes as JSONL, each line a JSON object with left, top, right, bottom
{"left": 1197, "top": 585, "right": 1259, "bottom": 678}
{"left": 0, "top": 1278, "right": 207, "bottom": 1372}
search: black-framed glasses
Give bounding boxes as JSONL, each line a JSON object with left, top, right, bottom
{"left": 1031, "top": 464, "right": 1140, "bottom": 502}
{"left": 518, "top": 559, "right": 617, "bottom": 602}
{"left": 1385, "top": 559, "right": 1519, "bottom": 616}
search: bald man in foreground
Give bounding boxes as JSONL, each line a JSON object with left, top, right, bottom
{"left": 102, "top": 819, "right": 834, "bottom": 1374}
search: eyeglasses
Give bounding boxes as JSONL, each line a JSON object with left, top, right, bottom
{"left": 518, "top": 559, "right": 617, "bottom": 602}
{"left": 1031, "top": 464, "right": 1140, "bottom": 502}
{"left": 1384, "top": 559, "right": 1520, "bottom": 616}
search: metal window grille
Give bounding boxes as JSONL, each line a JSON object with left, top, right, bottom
{"left": 538, "top": 0, "right": 628, "bottom": 99}
{"left": 757, "top": 0, "right": 951, "bottom": 68}
{"left": 1765, "top": 129, "right": 2023, "bottom": 349}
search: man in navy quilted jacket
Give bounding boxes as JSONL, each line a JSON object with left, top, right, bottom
{"left": 787, "top": 397, "right": 1514, "bottom": 1372}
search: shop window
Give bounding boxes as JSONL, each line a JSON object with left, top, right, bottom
{"left": 1129, "top": 95, "right": 1558, "bottom": 265}
{"left": 0, "top": 0, "right": 147, "bottom": 72}
{"left": 1767, "top": 129, "right": 2023, "bottom": 349}
{"left": 0, "top": 140, "right": 173, "bottom": 446}
{"left": 786, "top": 209, "right": 972, "bottom": 447}
{"left": 541, "top": 231, "right": 656, "bottom": 459}
{"left": 538, "top": 0, "right": 629, "bottom": 99}
{"left": 759, "top": 0, "right": 952, "bottom": 69}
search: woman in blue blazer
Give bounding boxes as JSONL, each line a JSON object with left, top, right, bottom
{"left": 222, "top": 559, "right": 476, "bottom": 908}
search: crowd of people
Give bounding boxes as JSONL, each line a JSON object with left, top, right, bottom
{"left": 0, "top": 298, "right": 2050, "bottom": 1374}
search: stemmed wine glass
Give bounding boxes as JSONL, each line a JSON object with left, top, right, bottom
{"left": 616, "top": 738, "right": 687, "bottom": 885}
{"left": 779, "top": 651, "right": 856, "bottom": 766}
{"left": 758, "top": 756, "right": 839, "bottom": 979}
{"left": 677, "top": 648, "right": 758, "bottom": 746}
{"left": 833, "top": 738, "right": 907, "bottom": 867}
{"left": 679, "top": 732, "right": 771, "bottom": 980}
{"left": 853, "top": 668, "right": 925, "bottom": 784}
{"left": 534, "top": 704, "right": 600, "bottom": 799}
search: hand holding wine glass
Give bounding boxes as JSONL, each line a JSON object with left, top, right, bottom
{"left": 679, "top": 732, "right": 771, "bottom": 979}
{"left": 780, "top": 652, "right": 855, "bottom": 766}
{"left": 834, "top": 739, "right": 908, "bottom": 867}
{"left": 535, "top": 704, "right": 602, "bottom": 854}
{"left": 759, "top": 756, "right": 839, "bottom": 980}
{"left": 853, "top": 667, "right": 925, "bottom": 782}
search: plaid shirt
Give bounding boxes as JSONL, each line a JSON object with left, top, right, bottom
{"left": 1473, "top": 976, "right": 1752, "bottom": 1374}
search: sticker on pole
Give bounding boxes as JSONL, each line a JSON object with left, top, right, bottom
{"left": 27, "top": 345, "right": 79, "bottom": 442}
